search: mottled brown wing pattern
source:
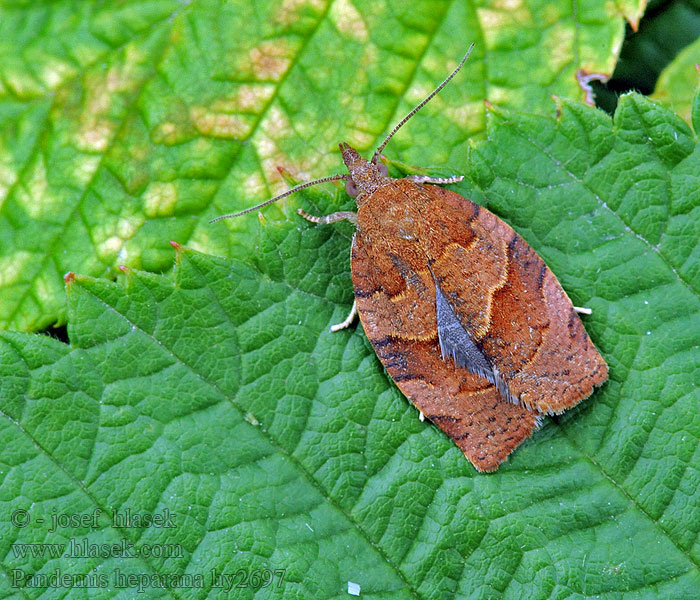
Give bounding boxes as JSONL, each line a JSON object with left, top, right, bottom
{"left": 351, "top": 179, "right": 607, "bottom": 471}
{"left": 421, "top": 186, "right": 608, "bottom": 414}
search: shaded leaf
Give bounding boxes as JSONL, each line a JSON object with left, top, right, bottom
{"left": 607, "top": 0, "right": 700, "bottom": 93}
{"left": 591, "top": 0, "right": 700, "bottom": 114}
{"left": 652, "top": 37, "right": 700, "bottom": 125}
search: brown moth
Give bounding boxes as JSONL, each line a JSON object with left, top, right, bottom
{"left": 213, "top": 45, "right": 608, "bottom": 472}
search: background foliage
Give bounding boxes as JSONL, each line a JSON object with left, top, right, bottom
{"left": 0, "top": 1, "right": 699, "bottom": 598}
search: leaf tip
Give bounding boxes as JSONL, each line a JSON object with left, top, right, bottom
{"left": 277, "top": 165, "right": 300, "bottom": 186}
{"left": 64, "top": 272, "right": 75, "bottom": 285}
{"left": 170, "top": 240, "right": 182, "bottom": 251}
{"left": 118, "top": 265, "right": 129, "bottom": 273}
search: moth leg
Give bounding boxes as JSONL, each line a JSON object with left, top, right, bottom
{"left": 298, "top": 208, "right": 357, "bottom": 224}
{"left": 574, "top": 306, "right": 592, "bottom": 315}
{"left": 408, "top": 175, "right": 464, "bottom": 185}
{"left": 330, "top": 300, "right": 357, "bottom": 332}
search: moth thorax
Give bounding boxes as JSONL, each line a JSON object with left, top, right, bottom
{"left": 339, "top": 142, "right": 389, "bottom": 205}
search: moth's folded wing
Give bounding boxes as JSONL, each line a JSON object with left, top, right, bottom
{"left": 351, "top": 215, "right": 541, "bottom": 472}
{"left": 422, "top": 186, "right": 608, "bottom": 414}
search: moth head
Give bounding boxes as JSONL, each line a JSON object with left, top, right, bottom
{"left": 339, "top": 142, "right": 389, "bottom": 204}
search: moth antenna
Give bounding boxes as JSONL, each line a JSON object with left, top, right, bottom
{"left": 210, "top": 174, "right": 347, "bottom": 223}
{"left": 372, "top": 43, "right": 475, "bottom": 163}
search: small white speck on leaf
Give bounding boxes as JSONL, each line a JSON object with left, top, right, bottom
{"left": 245, "top": 412, "right": 260, "bottom": 426}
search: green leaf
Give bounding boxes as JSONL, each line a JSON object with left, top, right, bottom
{"left": 652, "top": 37, "right": 700, "bottom": 126}
{"left": 2, "top": 93, "right": 699, "bottom": 598}
{"left": 0, "top": 0, "right": 640, "bottom": 332}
